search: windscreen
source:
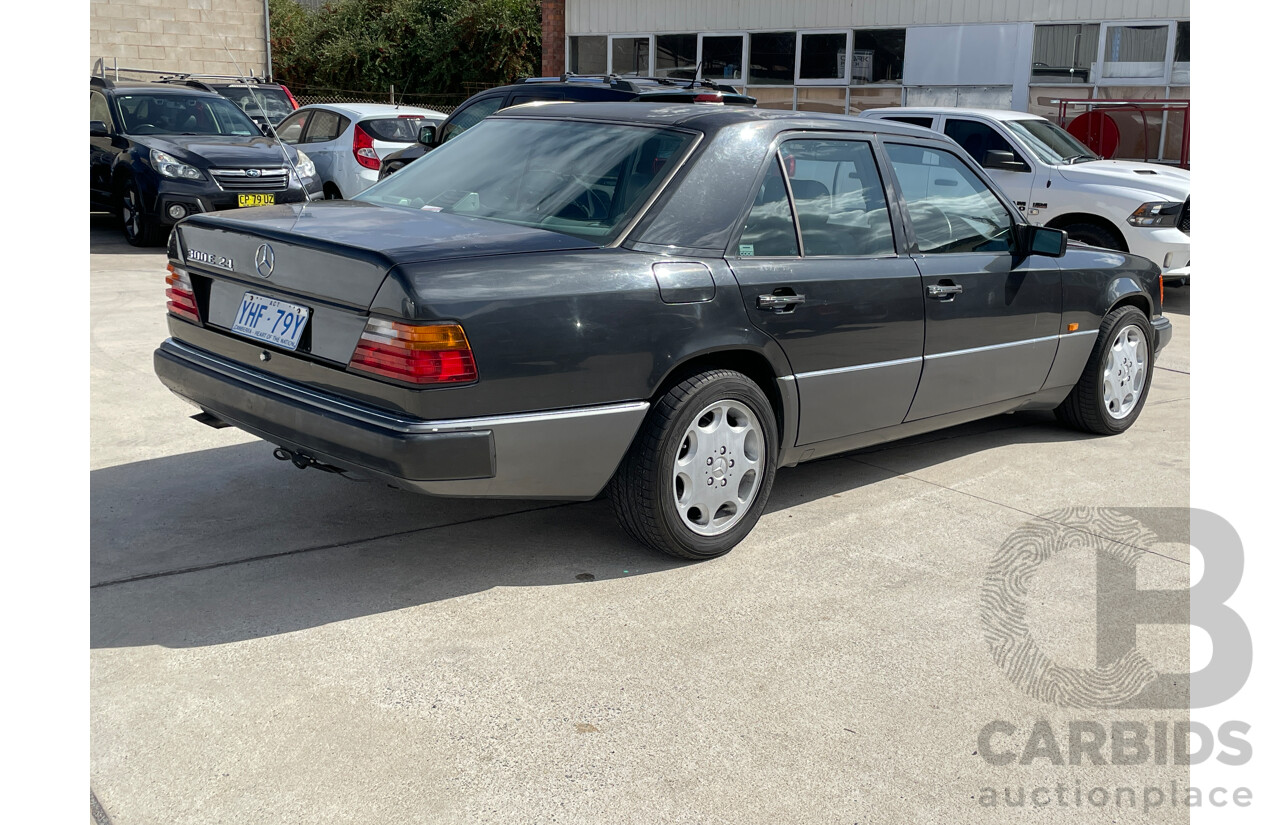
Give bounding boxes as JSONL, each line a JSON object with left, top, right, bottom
{"left": 356, "top": 117, "right": 697, "bottom": 243}
{"left": 215, "top": 86, "right": 296, "bottom": 123}
{"left": 115, "top": 93, "right": 260, "bottom": 136}
{"left": 1005, "top": 118, "right": 1100, "bottom": 164}
{"left": 361, "top": 117, "right": 434, "bottom": 142}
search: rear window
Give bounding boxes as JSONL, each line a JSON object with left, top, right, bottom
{"left": 214, "top": 86, "right": 295, "bottom": 122}
{"left": 357, "top": 117, "right": 697, "bottom": 243}
{"left": 361, "top": 117, "right": 430, "bottom": 142}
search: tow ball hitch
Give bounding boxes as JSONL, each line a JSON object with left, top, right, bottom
{"left": 272, "top": 447, "right": 346, "bottom": 475}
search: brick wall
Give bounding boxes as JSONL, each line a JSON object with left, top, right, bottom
{"left": 541, "top": 0, "right": 564, "bottom": 77}
{"left": 90, "top": 0, "right": 268, "bottom": 78}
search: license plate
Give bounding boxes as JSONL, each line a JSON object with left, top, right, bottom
{"left": 232, "top": 293, "right": 309, "bottom": 351}
{"left": 238, "top": 193, "right": 275, "bottom": 207}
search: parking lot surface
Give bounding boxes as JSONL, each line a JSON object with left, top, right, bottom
{"left": 91, "top": 215, "right": 1192, "bottom": 824}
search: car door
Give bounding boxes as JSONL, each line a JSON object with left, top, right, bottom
{"left": 727, "top": 136, "right": 925, "bottom": 446}
{"left": 301, "top": 109, "right": 349, "bottom": 190}
{"left": 941, "top": 117, "right": 1038, "bottom": 216}
{"left": 90, "top": 90, "right": 119, "bottom": 208}
{"left": 881, "top": 139, "right": 1062, "bottom": 421}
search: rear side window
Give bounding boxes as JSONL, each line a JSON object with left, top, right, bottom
{"left": 779, "top": 139, "right": 895, "bottom": 257}
{"left": 442, "top": 97, "right": 504, "bottom": 142}
{"left": 884, "top": 143, "right": 1014, "bottom": 254}
{"left": 738, "top": 156, "right": 798, "bottom": 257}
{"left": 91, "top": 91, "right": 113, "bottom": 130}
{"left": 882, "top": 116, "right": 934, "bottom": 128}
{"left": 943, "top": 119, "right": 1027, "bottom": 170}
{"left": 277, "top": 110, "right": 309, "bottom": 143}
{"left": 361, "top": 117, "right": 428, "bottom": 142}
{"left": 305, "top": 110, "right": 347, "bottom": 143}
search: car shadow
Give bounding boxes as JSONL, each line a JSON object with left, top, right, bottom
{"left": 90, "top": 213, "right": 162, "bottom": 255}
{"left": 90, "top": 410, "right": 1093, "bottom": 650}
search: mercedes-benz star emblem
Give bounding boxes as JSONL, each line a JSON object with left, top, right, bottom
{"left": 254, "top": 244, "right": 275, "bottom": 278}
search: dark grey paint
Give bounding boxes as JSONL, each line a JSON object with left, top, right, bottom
{"left": 157, "top": 103, "right": 1168, "bottom": 499}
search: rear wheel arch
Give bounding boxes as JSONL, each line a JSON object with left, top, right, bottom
{"left": 649, "top": 349, "right": 788, "bottom": 445}
{"left": 1047, "top": 213, "right": 1129, "bottom": 252}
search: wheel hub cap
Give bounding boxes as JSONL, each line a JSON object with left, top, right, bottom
{"left": 1103, "top": 324, "right": 1148, "bottom": 420}
{"left": 673, "top": 401, "right": 764, "bottom": 537}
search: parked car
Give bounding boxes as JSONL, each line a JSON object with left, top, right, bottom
{"left": 272, "top": 103, "right": 446, "bottom": 199}
{"left": 860, "top": 107, "right": 1190, "bottom": 283}
{"left": 159, "top": 76, "right": 301, "bottom": 129}
{"left": 91, "top": 77, "right": 322, "bottom": 246}
{"left": 154, "top": 103, "right": 1171, "bottom": 560}
{"left": 377, "top": 75, "right": 756, "bottom": 180}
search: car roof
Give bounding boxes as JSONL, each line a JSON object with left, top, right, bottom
{"left": 95, "top": 80, "right": 223, "bottom": 98}
{"left": 865, "top": 107, "right": 1047, "bottom": 122}
{"left": 490, "top": 101, "right": 944, "bottom": 139}
{"left": 297, "top": 102, "right": 449, "bottom": 119}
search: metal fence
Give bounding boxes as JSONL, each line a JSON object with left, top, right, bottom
{"left": 289, "top": 81, "right": 504, "bottom": 115}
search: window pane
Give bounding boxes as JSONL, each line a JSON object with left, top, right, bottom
{"left": 1027, "top": 86, "right": 1092, "bottom": 120}
{"left": 749, "top": 32, "right": 796, "bottom": 85}
{"left": 851, "top": 30, "right": 905, "bottom": 84}
{"left": 612, "top": 37, "right": 650, "bottom": 76}
{"left": 442, "top": 97, "right": 503, "bottom": 142}
{"left": 1032, "top": 24, "right": 1099, "bottom": 84}
{"left": 91, "top": 92, "right": 112, "bottom": 126}
{"left": 943, "top": 119, "right": 1025, "bottom": 169}
{"left": 276, "top": 111, "right": 309, "bottom": 143}
{"left": 745, "top": 86, "right": 794, "bottom": 110}
{"left": 848, "top": 87, "right": 903, "bottom": 114}
{"left": 701, "top": 36, "right": 744, "bottom": 81}
{"left": 1102, "top": 25, "right": 1169, "bottom": 79}
{"left": 738, "top": 156, "right": 797, "bottom": 257}
{"left": 1172, "top": 22, "right": 1190, "bottom": 84}
{"left": 782, "top": 140, "right": 894, "bottom": 257}
{"left": 656, "top": 34, "right": 698, "bottom": 79}
{"left": 569, "top": 36, "right": 607, "bottom": 74}
{"left": 885, "top": 143, "right": 1013, "bottom": 254}
{"left": 362, "top": 117, "right": 429, "bottom": 143}
{"left": 799, "top": 32, "right": 846, "bottom": 81}
{"left": 304, "top": 110, "right": 343, "bottom": 143}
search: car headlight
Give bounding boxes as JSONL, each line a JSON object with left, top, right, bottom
{"left": 293, "top": 151, "right": 316, "bottom": 180}
{"left": 1127, "top": 201, "right": 1184, "bottom": 228}
{"left": 149, "top": 149, "right": 203, "bottom": 180}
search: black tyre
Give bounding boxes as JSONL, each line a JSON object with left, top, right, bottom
{"left": 1055, "top": 305, "right": 1154, "bottom": 435}
{"left": 323, "top": 184, "right": 343, "bottom": 200}
{"left": 1059, "top": 221, "right": 1124, "bottom": 251}
{"left": 119, "top": 179, "right": 161, "bottom": 247}
{"left": 608, "top": 370, "right": 778, "bottom": 560}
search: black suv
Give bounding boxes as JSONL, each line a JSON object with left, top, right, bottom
{"left": 91, "top": 77, "right": 322, "bottom": 245}
{"left": 377, "top": 75, "right": 755, "bottom": 179}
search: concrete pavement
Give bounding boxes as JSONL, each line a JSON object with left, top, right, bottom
{"left": 91, "top": 216, "right": 1192, "bottom": 824}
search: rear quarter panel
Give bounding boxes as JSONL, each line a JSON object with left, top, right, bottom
{"left": 371, "top": 248, "right": 790, "bottom": 420}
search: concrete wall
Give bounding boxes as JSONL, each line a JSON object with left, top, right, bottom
{"left": 90, "top": 0, "right": 269, "bottom": 78}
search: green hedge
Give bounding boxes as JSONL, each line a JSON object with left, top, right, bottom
{"left": 269, "top": 0, "right": 541, "bottom": 95}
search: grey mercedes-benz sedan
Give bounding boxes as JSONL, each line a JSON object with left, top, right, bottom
{"left": 154, "top": 103, "right": 1171, "bottom": 559}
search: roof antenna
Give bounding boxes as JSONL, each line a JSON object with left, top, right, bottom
{"left": 218, "top": 35, "right": 313, "bottom": 211}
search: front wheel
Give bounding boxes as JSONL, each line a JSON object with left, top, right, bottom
{"left": 608, "top": 370, "right": 778, "bottom": 560}
{"left": 119, "top": 179, "right": 160, "bottom": 246}
{"left": 1055, "top": 305, "right": 1154, "bottom": 434}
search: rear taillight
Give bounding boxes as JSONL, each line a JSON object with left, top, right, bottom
{"left": 349, "top": 319, "right": 477, "bottom": 385}
{"left": 280, "top": 84, "right": 300, "bottom": 110}
{"left": 353, "top": 123, "right": 380, "bottom": 170}
{"left": 165, "top": 263, "right": 199, "bottom": 323}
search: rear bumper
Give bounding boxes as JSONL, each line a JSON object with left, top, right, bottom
{"left": 153, "top": 338, "right": 647, "bottom": 500}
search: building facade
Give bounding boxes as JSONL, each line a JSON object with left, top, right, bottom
{"left": 546, "top": 1, "right": 1190, "bottom": 161}
{"left": 91, "top": 0, "right": 270, "bottom": 78}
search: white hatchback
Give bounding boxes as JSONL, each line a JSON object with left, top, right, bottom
{"left": 274, "top": 103, "right": 447, "bottom": 199}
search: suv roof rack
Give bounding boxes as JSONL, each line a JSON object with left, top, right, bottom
{"left": 521, "top": 72, "right": 740, "bottom": 94}
{"left": 92, "top": 57, "right": 274, "bottom": 85}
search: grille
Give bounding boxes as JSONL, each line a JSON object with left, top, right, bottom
{"left": 1179, "top": 199, "right": 1190, "bottom": 235}
{"left": 210, "top": 168, "right": 290, "bottom": 192}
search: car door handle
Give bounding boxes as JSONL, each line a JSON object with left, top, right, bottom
{"left": 926, "top": 284, "right": 964, "bottom": 299}
{"left": 757, "top": 293, "right": 806, "bottom": 311}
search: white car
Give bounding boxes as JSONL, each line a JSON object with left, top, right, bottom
{"left": 274, "top": 103, "right": 447, "bottom": 199}
{"left": 860, "top": 107, "right": 1190, "bottom": 283}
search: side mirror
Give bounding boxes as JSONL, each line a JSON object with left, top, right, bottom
{"left": 417, "top": 124, "right": 436, "bottom": 146}
{"left": 1017, "top": 224, "right": 1068, "bottom": 257}
{"left": 982, "top": 149, "right": 1029, "bottom": 173}
{"left": 90, "top": 120, "right": 110, "bottom": 138}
